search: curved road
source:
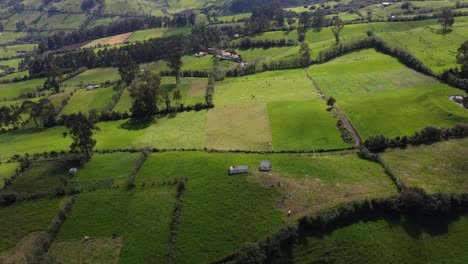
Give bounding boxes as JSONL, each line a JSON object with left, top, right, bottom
{"left": 305, "top": 69, "right": 362, "bottom": 147}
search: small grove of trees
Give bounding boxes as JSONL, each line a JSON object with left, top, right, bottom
{"left": 21, "top": 98, "right": 56, "bottom": 128}
{"left": 43, "top": 62, "right": 62, "bottom": 93}
{"left": 437, "top": 8, "right": 455, "bottom": 32}
{"left": 166, "top": 35, "right": 187, "bottom": 85}
{"left": 457, "top": 40, "right": 468, "bottom": 78}
{"left": 298, "top": 42, "right": 311, "bottom": 67}
{"left": 117, "top": 51, "right": 139, "bottom": 84}
{"left": 330, "top": 18, "right": 345, "bottom": 44}
{"left": 244, "top": 0, "right": 284, "bottom": 34}
{"left": 0, "top": 105, "right": 21, "bottom": 128}
{"left": 129, "top": 71, "right": 162, "bottom": 117}
{"left": 326, "top": 96, "right": 336, "bottom": 106}
{"left": 62, "top": 113, "right": 98, "bottom": 160}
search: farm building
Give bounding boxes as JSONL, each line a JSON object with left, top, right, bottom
{"left": 69, "top": 168, "right": 78, "bottom": 175}
{"left": 259, "top": 160, "right": 271, "bottom": 171}
{"left": 85, "top": 85, "right": 100, "bottom": 91}
{"left": 228, "top": 166, "right": 249, "bottom": 175}
{"left": 195, "top": 51, "right": 207, "bottom": 57}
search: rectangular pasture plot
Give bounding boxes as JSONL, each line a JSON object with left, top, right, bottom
{"left": 70, "top": 152, "right": 140, "bottom": 190}
{"left": 103, "top": 0, "right": 139, "bottom": 14}
{"left": 0, "top": 78, "right": 45, "bottom": 100}
{"left": 0, "top": 162, "right": 18, "bottom": 189}
{"left": 382, "top": 139, "right": 468, "bottom": 194}
{"left": 0, "top": 32, "right": 27, "bottom": 45}
{"left": 63, "top": 67, "right": 120, "bottom": 87}
{"left": 83, "top": 32, "right": 134, "bottom": 48}
{"left": 0, "top": 71, "right": 29, "bottom": 82}
{"left": 205, "top": 104, "right": 272, "bottom": 151}
{"left": 339, "top": 85, "right": 468, "bottom": 140}
{"left": 267, "top": 100, "right": 351, "bottom": 151}
{"left": 0, "top": 44, "right": 37, "bottom": 59}
{"left": 60, "top": 86, "right": 117, "bottom": 116}
{"left": 36, "top": 13, "right": 86, "bottom": 30}
{"left": 309, "top": 49, "right": 436, "bottom": 98}
{"left": 0, "top": 198, "right": 62, "bottom": 252}
{"left": 56, "top": 188, "right": 175, "bottom": 263}
{"left": 3, "top": 159, "right": 81, "bottom": 195}
{"left": 214, "top": 69, "right": 317, "bottom": 106}
{"left": 134, "top": 152, "right": 283, "bottom": 264}
{"left": 237, "top": 46, "right": 300, "bottom": 63}
{"left": 125, "top": 28, "right": 168, "bottom": 42}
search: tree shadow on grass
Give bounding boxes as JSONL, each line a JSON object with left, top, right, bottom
{"left": 435, "top": 28, "right": 453, "bottom": 35}
{"left": 118, "top": 116, "right": 156, "bottom": 131}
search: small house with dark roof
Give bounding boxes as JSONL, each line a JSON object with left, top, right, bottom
{"left": 259, "top": 160, "right": 271, "bottom": 171}
{"left": 228, "top": 165, "right": 249, "bottom": 175}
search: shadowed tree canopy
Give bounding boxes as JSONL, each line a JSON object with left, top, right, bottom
{"left": 331, "top": 18, "right": 345, "bottom": 44}
{"left": 117, "top": 51, "right": 140, "bottom": 84}
{"left": 21, "top": 98, "right": 56, "bottom": 128}
{"left": 166, "top": 35, "right": 187, "bottom": 85}
{"left": 129, "top": 71, "right": 162, "bottom": 117}
{"left": 63, "top": 113, "right": 98, "bottom": 160}
{"left": 437, "top": 8, "right": 455, "bottom": 32}
{"left": 457, "top": 40, "right": 468, "bottom": 78}
{"left": 298, "top": 42, "right": 311, "bottom": 67}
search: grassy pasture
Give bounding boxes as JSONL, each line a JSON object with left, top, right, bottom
{"left": 0, "top": 71, "right": 29, "bottom": 82}
{"left": 205, "top": 104, "right": 272, "bottom": 151}
{"left": 135, "top": 151, "right": 396, "bottom": 263}
{"left": 63, "top": 67, "right": 120, "bottom": 87}
{"left": 213, "top": 69, "right": 317, "bottom": 106}
{"left": 382, "top": 139, "right": 468, "bottom": 194}
{"left": 36, "top": 13, "right": 86, "bottom": 30}
{"left": 0, "top": 198, "right": 62, "bottom": 252}
{"left": 0, "top": 111, "right": 208, "bottom": 157}
{"left": 125, "top": 28, "right": 168, "bottom": 42}
{"left": 56, "top": 187, "right": 175, "bottom": 263}
{"left": 70, "top": 152, "right": 140, "bottom": 189}
{"left": 0, "top": 44, "right": 37, "bottom": 58}
{"left": 309, "top": 49, "right": 468, "bottom": 139}
{"left": 0, "top": 58, "right": 22, "bottom": 70}
{"left": 60, "top": 86, "right": 117, "bottom": 116}
{"left": 268, "top": 100, "right": 350, "bottom": 151}
{"left": 83, "top": 32, "right": 133, "bottom": 48}
{"left": 2, "top": 159, "right": 80, "bottom": 195}
{"left": 292, "top": 216, "right": 468, "bottom": 264}
{"left": 0, "top": 162, "right": 18, "bottom": 189}
{"left": 0, "top": 32, "right": 27, "bottom": 45}
{"left": 0, "top": 78, "right": 45, "bottom": 100}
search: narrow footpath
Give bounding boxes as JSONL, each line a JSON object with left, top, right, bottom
{"left": 305, "top": 69, "right": 362, "bottom": 147}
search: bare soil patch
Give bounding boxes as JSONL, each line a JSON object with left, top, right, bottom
{"left": 0, "top": 231, "right": 50, "bottom": 263}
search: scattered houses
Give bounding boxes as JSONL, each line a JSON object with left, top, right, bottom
{"left": 195, "top": 51, "right": 207, "bottom": 57}
{"left": 228, "top": 165, "right": 249, "bottom": 175}
{"left": 259, "top": 160, "right": 271, "bottom": 171}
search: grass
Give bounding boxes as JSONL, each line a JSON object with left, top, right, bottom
{"left": 60, "top": 86, "right": 117, "bottom": 116}
{"left": 205, "top": 104, "right": 272, "bottom": 151}
{"left": 0, "top": 78, "right": 45, "bottom": 100}
{"left": 0, "top": 162, "right": 18, "bottom": 189}
{"left": 382, "top": 139, "right": 468, "bottom": 194}
{"left": 70, "top": 152, "right": 140, "bottom": 190}
{"left": 63, "top": 68, "right": 120, "bottom": 87}
{"left": 125, "top": 28, "right": 168, "bottom": 42}
{"left": 0, "top": 44, "right": 37, "bottom": 58}
{"left": 268, "top": 100, "right": 351, "bottom": 151}
{"left": 0, "top": 32, "right": 27, "bottom": 45}
{"left": 0, "top": 71, "right": 29, "bottom": 82}
{"left": 135, "top": 152, "right": 283, "bottom": 263}
{"left": 2, "top": 159, "right": 80, "bottom": 195}
{"left": 0, "top": 198, "right": 62, "bottom": 252}
{"left": 213, "top": 69, "right": 317, "bottom": 106}
{"left": 292, "top": 216, "right": 468, "bottom": 264}
{"left": 56, "top": 187, "right": 175, "bottom": 263}
{"left": 83, "top": 33, "right": 133, "bottom": 48}
{"left": 309, "top": 49, "right": 468, "bottom": 139}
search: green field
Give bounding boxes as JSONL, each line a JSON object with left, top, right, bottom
{"left": 125, "top": 28, "right": 168, "bottom": 42}
{"left": 0, "top": 198, "right": 62, "bottom": 253}
{"left": 63, "top": 68, "right": 120, "bottom": 87}
{"left": 0, "top": 162, "right": 18, "bottom": 189}
{"left": 292, "top": 216, "right": 468, "bottom": 264}
{"left": 0, "top": 44, "right": 37, "bottom": 58}
{"left": 60, "top": 86, "right": 117, "bottom": 116}
{"left": 382, "top": 139, "right": 468, "bottom": 194}
{"left": 0, "top": 78, "right": 45, "bottom": 100}
{"left": 70, "top": 152, "right": 140, "bottom": 189}
{"left": 309, "top": 49, "right": 468, "bottom": 139}
{"left": 268, "top": 100, "right": 350, "bottom": 150}
{"left": 2, "top": 159, "right": 80, "bottom": 195}
{"left": 213, "top": 69, "right": 317, "bottom": 106}
{"left": 56, "top": 187, "right": 175, "bottom": 263}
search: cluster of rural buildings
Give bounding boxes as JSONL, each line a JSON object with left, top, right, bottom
{"left": 195, "top": 48, "right": 242, "bottom": 62}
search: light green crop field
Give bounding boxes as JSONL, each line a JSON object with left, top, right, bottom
{"left": 163, "top": 27, "right": 192, "bottom": 37}
{"left": 0, "top": 58, "right": 22, "bottom": 70}
{"left": 70, "top": 152, "right": 140, "bottom": 190}
{"left": 135, "top": 152, "right": 283, "bottom": 263}
{"left": 0, "top": 32, "right": 27, "bottom": 45}
{"left": 113, "top": 77, "right": 207, "bottom": 113}
{"left": 125, "top": 28, "right": 168, "bottom": 42}
{"left": 217, "top": 12, "right": 251, "bottom": 22}
{"left": 292, "top": 216, "right": 468, "bottom": 264}
{"left": 205, "top": 104, "right": 272, "bottom": 151}
{"left": 0, "top": 198, "right": 62, "bottom": 252}
{"left": 0, "top": 111, "right": 207, "bottom": 157}
{"left": 382, "top": 139, "right": 468, "bottom": 194}
{"left": 268, "top": 100, "right": 351, "bottom": 151}
{"left": 83, "top": 32, "right": 133, "bottom": 48}
{"left": 63, "top": 68, "right": 120, "bottom": 87}
{"left": 104, "top": 0, "right": 139, "bottom": 14}
{"left": 0, "top": 44, "right": 37, "bottom": 58}
{"left": 56, "top": 187, "right": 175, "bottom": 263}
{"left": 214, "top": 69, "right": 317, "bottom": 106}
{"left": 36, "top": 13, "right": 86, "bottom": 30}
{"left": 135, "top": 151, "right": 396, "bottom": 262}
{"left": 378, "top": 17, "right": 468, "bottom": 73}
{"left": 309, "top": 49, "right": 468, "bottom": 139}
{"left": 0, "top": 162, "right": 18, "bottom": 189}
{"left": 3, "top": 159, "right": 80, "bottom": 195}
{"left": 60, "top": 86, "right": 117, "bottom": 116}
{"left": 0, "top": 78, "right": 46, "bottom": 100}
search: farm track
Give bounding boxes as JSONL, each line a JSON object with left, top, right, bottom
{"left": 305, "top": 69, "right": 362, "bottom": 147}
